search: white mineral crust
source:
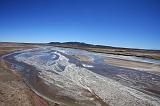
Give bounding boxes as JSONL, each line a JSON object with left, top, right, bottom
{"left": 14, "top": 47, "right": 160, "bottom": 106}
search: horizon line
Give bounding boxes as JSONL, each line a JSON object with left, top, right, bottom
{"left": 0, "top": 41, "right": 160, "bottom": 51}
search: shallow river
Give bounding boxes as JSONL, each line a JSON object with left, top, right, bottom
{"left": 3, "top": 47, "right": 160, "bottom": 106}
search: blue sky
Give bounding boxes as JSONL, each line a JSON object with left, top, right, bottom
{"left": 0, "top": 0, "right": 160, "bottom": 49}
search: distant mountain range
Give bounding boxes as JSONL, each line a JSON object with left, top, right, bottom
{"left": 48, "top": 42, "right": 159, "bottom": 51}
{"left": 48, "top": 42, "right": 160, "bottom": 60}
{"left": 1, "top": 41, "right": 160, "bottom": 59}
{"left": 48, "top": 42, "right": 128, "bottom": 49}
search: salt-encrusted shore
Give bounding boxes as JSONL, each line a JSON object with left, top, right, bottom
{"left": 4, "top": 47, "right": 160, "bottom": 106}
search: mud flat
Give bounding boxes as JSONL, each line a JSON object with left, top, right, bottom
{"left": 3, "top": 47, "right": 160, "bottom": 106}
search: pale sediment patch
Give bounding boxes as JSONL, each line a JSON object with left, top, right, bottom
{"left": 71, "top": 54, "right": 93, "bottom": 62}
{"left": 103, "top": 54, "right": 160, "bottom": 64}
{"left": 104, "top": 57, "right": 160, "bottom": 75}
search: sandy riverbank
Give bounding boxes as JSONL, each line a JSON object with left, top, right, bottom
{"left": 0, "top": 59, "right": 51, "bottom": 106}
{"left": 104, "top": 57, "right": 160, "bottom": 75}
{"left": 0, "top": 44, "right": 62, "bottom": 106}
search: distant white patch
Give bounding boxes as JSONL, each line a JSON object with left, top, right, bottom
{"left": 82, "top": 64, "right": 94, "bottom": 68}
{"left": 104, "top": 54, "right": 160, "bottom": 64}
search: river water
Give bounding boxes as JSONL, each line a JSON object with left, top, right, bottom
{"left": 3, "top": 47, "right": 160, "bottom": 106}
